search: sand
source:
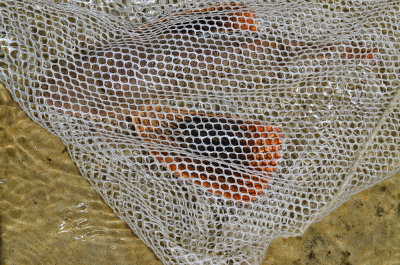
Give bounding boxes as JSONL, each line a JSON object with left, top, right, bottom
{"left": 1, "top": 82, "right": 399, "bottom": 264}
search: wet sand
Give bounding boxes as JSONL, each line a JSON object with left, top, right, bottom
{"left": 1, "top": 82, "right": 399, "bottom": 264}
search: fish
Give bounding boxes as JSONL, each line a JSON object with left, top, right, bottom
{"left": 39, "top": 2, "right": 378, "bottom": 202}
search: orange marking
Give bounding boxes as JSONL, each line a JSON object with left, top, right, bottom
{"left": 132, "top": 106, "right": 282, "bottom": 203}
{"left": 138, "top": 2, "right": 260, "bottom": 33}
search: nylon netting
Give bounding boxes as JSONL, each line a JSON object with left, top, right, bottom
{"left": 1, "top": 0, "right": 399, "bottom": 264}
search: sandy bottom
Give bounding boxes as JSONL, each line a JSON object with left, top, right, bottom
{"left": 1, "top": 82, "right": 399, "bottom": 265}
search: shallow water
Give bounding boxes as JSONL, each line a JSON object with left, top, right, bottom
{"left": 1, "top": 81, "right": 399, "bottom": 264}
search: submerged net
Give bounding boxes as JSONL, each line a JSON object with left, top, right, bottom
{"left": 1, "top": 0, "right": 399, "bottom": 264}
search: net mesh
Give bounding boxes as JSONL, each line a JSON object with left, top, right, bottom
{"left": 1, "top": 0, "right": 399, "bottom": 264}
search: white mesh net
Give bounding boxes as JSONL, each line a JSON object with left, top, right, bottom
{"left": 1, "top": 0, "right": 399, "bottom": 264}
